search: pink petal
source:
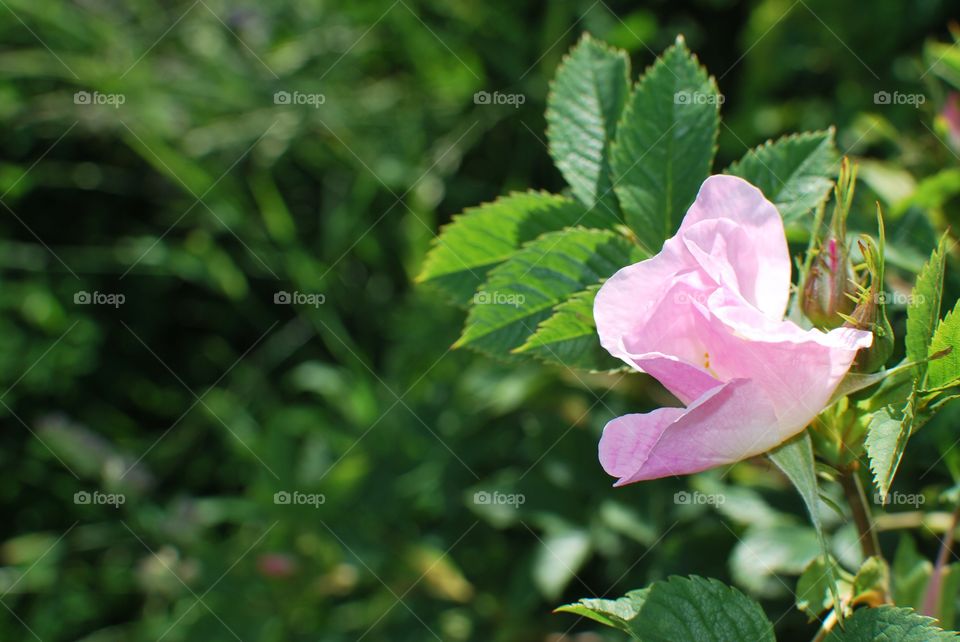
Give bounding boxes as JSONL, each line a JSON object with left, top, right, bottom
{"left": 599, "top": 405, "right": 687, "bottom": 480}
{"left": 708, "top": 287, "right": 872, "bottom": 351}
{"left": 594, "top": 175, "right": 790, "bottom": 370}
{"left": 680, "top": 175, "right": 791, "bottom": 319}
{"left": 701, "top": 288, "right": 872, "bottom": 430}
{"left": 626, "top": 354, "right": 722, "bottom": 406}
{"left": 599, "top": 287, "right": 870, "bottom": 484}
{"left": 593, "top": 242, "right": 689, "bottom": 366}
{"left": 599, "top": 378, "right": 780, "bottom": 484}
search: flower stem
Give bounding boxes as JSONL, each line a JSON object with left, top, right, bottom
{"left": 839, "top": 468, "right": 881, "bottom": 560}
{"left": 921, "top": 504, "right": 960, "bottom": 620}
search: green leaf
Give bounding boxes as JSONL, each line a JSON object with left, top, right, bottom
{"left": 797, "top": 556, "right": 844, "bottom": 619}
{"left": 892, "top": 534, "right": 933, "bottom": 610}
{"left": 830, "top": 359, "right": 917, "bottom": 407}
{"left": 555, "top": 590, "right": 648, "bottom": 637}
{"left": 514, "top": 285, "right": 624, "bottom": 371}
{"left": 634, "top": 576, "right": 775, "bottom": 642}
{"left": 610, "top": 36, "right": 719, "bottom": 249}
{"left": 417, "top": 191, "right": 616, "bottom": 304}
{"left": 731, "top": 524, "right": 820, "bottom": 596}
{"left": 926, "top": 37, "right": 960, "bottom": 90}
{"left": 546, "top": 34, "right": 630, "bottom": 218}
{"left": 823, "top": 606, "right": 956, "bottom": 641}
{"left": 769, "top": 432, "right": 825, "bottom": 534}
{"left": 769, "top": 432, "right": 840, "bottom": 610}
{"left": 928, "top": 300, "right": 960, "bottom": 389}
{"left": 456, "top": 228, "right": 643, "bottom": 359}
{"left": 906, "top": 237, "right": 947, "bottom": 371}
{"left": 597, "top": 500, "right": 658, "bottom": 546}
{"left": 532, "top": 528, "right": 592, "bottom": 600}
{"left": 691, "top": 475, "right": 782, "bottom": 528}
{"left": 560, "top": 576, "right": 773, "bottom": 641}
{"left": 865, "top": 404, "right": 912, "bottom": 502}
{"left": 895, "top": 168, "right": 960, "bottom": 217}
{"left": 726, "top": 129, "right": 838, "bottom": 225}
{"left": 852, "top": 556, "right": 890, "bottom": 602}
{"left": 797, "top": 557, "right": 890, "bottom": 622}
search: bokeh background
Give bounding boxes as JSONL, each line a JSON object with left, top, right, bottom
{"left": 2, "top": 0, "right": 960, "bottom": 640}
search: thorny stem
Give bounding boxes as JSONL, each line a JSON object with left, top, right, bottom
{"left": 839, "top": 467, "right": 881, "bottom": 560}
{"left": 921, "top": 504, "right": 960, "bottom": 620}
{"left": 811, "top": 470, "right": 887, "bottom": 642}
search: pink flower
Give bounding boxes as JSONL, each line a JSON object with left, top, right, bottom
{"left": 594, "top": 175, "right": 872, "bottom": 485}
{"left": 942, "top": 92, "right": 960, "bottom": 152}
{"left": 257, "top": 553, "right": 298, "bottom": 578}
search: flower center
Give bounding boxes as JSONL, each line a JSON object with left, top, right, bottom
{"left": 702, "top": 351, "right": 721, "bottom": 378}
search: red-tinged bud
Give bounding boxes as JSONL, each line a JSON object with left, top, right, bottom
{"left": 801, "top": 237, "right": 858, "bottom": 329}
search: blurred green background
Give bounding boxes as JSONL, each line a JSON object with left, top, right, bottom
{"left": 2, "top": 0, "right": 960, "bottom": 640}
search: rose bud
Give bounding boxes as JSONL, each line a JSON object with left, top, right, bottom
{"left": 801, "top": 236, "right": 858, "bottom": 329}
{"left": 843, "top": 236, "right": 894, "bottom": 373}
{"left": 843, "top": 291, "right": 894, "bottom": 372}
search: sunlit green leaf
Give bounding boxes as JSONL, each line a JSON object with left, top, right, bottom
{"left": 547, "top": 34, "right": 630, "bottom": 218}
{"left": 797, "top": 556, "right": 844, "bottom": 619}
{"left": 865, "top": 405, "right": 912, "bottom": 502}
{"left": 532, "top": 528, "right": 591, "bottom": 600}
{"left": 417, "top": 191, "right": 616, "bottom": 304}
{"left": 514, "top": 285, "right": 625, "bottom": 371}
{"left": 558, "top": 576, "right": 774, "bottom": 641}
{"left": 928, "top": 300, "right": 960, "bottom": 389}
{"left": 726, "top": 129, "right": 837, "bottom": 225}
{"left": 610, "top": 36, "right": 718, "bottom": 250}
{"left": 823, "top": 606, "right": 956, "bottom": 641}
{"left": 905, "top": 237, "right": 947, "bottom": 373}
{"left": 731, "top": 524, "right": 819, "bottom": 596}
{"left": 456, "top": 228, "right": 641, "bottom": 359}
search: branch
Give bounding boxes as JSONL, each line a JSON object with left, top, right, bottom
{"left": 839, "top": 468, "right": 881, "bottom": 560}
